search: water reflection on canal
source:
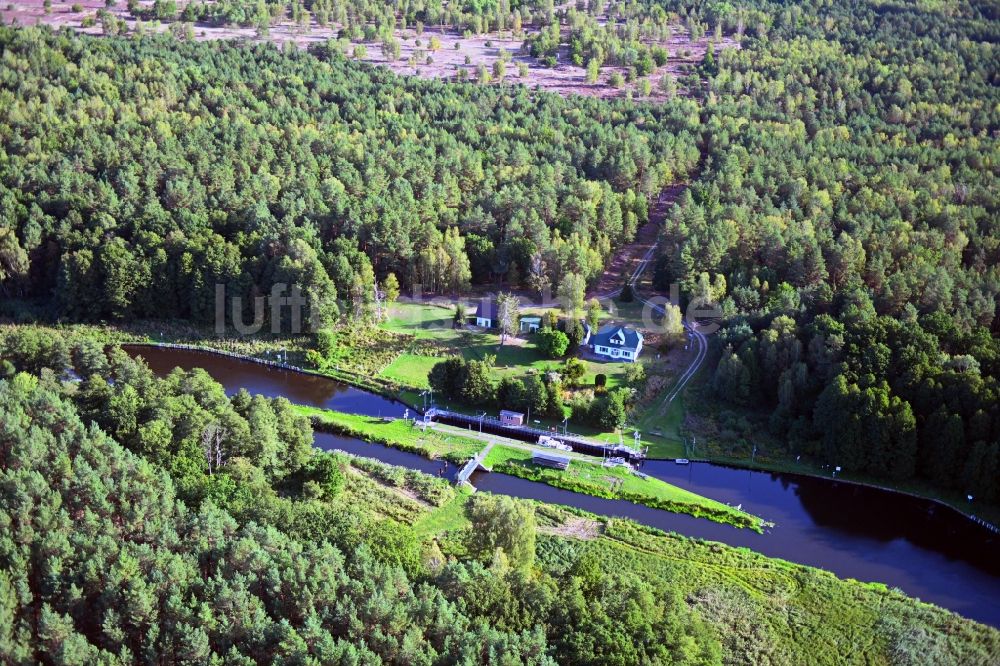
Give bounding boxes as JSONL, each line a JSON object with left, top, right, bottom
{"left": 127, "top": 344, "right": 1000, "bottom": 627}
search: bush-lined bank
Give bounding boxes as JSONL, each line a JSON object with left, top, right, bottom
{"left": 5, "top": 323, "right": 996, "bottom": 533}
{"left": 0, "top": 320, "right": 427, "bottom": 405}
{"left": 123, "top": 340, "right": 416, "bottom": 405}
{"left": 300, "top": 402, "right": 766, "bottom": 531}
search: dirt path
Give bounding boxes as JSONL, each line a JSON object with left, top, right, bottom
{"left": 395, "top": 183, "right": 686, "bottom": 307}
{"left": 588, "top": 183, "right": 685, "bottom": 299}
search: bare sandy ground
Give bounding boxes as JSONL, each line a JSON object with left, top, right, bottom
{"left": 2, "top": 0, "right": 739, "bottom": 100}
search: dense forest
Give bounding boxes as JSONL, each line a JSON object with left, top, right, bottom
{"left": 0, "top": 328, "right": 723, "bottom": 663}
{"left": 0, "top": 0, "right": 998, "bottom": 558}
{"left": 0, "top": 24, "right": 697, "bottom": 326}
{"left": 646, "top": 0, "right": 1000, "bottom": 502}
{"left": 4, "top": 329, "right": 1000, "bottom": 663}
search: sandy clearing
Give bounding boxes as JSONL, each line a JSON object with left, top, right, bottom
{"left": 2, "top": 1, "right": 740, "bottom": 100}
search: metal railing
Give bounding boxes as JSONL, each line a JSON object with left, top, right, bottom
{"left": 425, "top": 407, "right": 645, "bottom": 459}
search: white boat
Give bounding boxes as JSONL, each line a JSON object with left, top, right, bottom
{"left": 675, "top": 458, "right": 690, "bottom": 465}
{"left": 537, "top": 435, "right": 572, "bottom": 452}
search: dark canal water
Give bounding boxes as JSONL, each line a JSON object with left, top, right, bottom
{"left": 126, "top": 344, "right": 1000, "bottom": 627}
{"left": 124, "top": 345, "right": 408, "bottom": 417}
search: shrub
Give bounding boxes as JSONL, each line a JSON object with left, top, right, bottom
{"left": 466, "top": 494, "right": 536, "bottom": 569}
{"left": 428, "top": 356, "right": 496, "bottom": 405}
{"left": 563, "top": 357, "right": 587, "bottom": 386}
{"left": 537, "top": 327, "right": 570, "bottom": 358}
{"left": 567, "top": 389, "right": 592, "bottom": 411}
{"left": 625, "top": 363, "right": 646, "bottom": 384}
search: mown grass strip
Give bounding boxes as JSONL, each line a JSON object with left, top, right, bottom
{"left": 483, "top": 445, "right": 765, "bottom": 531}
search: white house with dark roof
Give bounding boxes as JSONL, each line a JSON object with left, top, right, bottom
{"left": 590, "top": 325, "right": 643, "bottom": 362}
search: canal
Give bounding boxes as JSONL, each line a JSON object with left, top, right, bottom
{"left": 125, "top": 344, "right": 1000, "bottom": 627}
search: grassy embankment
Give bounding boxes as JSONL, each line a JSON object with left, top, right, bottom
{"left": 295, "top": 404, "right": 484, "bottom": 462}
{"left": 407, "top": 487, "right": 999, "bottom": 663}
{"left": 482, "top": 444, "right": 764, "bottom": 531}
{"left": 9, "top": 321, "right": 996, "bottom": 525}
{"left": 412, "top": 488, "right": 474, "bottom": 537}
{"left": 294, "top": 403, "right": 764, "bottom": 531}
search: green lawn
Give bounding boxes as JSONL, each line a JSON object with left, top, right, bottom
{"left": 380, "top": 353, "right": 440, "bottom": 388}
{"left": 466, "top": 337, "right": 634, "bottom": 387}
{"left": 634, "top": 392, "right": 688, "bottom": 458}
{"left": 413, "top": 490, "right": 473, "bottom": 537}
{"left": 382, "top": 302, "right": 458, "bottom": 340}
{"left": 483, "top": 444, "right": 763, "bottom": 531}
{"left": 457, "top": 334, "right": 550, "bottom": 369}
{"left": 294, "top": 405, "right": 483, "bottom": 461}
{"left": 379, "top": 302, "right": 639, "bottom": 394}
{"left": 603, "top": 298, "right": 649, "bottom": 326}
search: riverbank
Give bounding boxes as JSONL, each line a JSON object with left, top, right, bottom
{"left": 483, "top": 444, "right": 765, "bottom": 532}
{"left": 671, "top": 450, "right": 1000, "bottom": 534}
{"left": 4, "top": 322, "right": 997, "bottom": 533}
{"left": 299, "top": 405, "right": 482, "bottom": 463}
{"left": 323, "top": 438, "right": 1000, "bottom": 649}
{"left": 3, "top": 320, "right": 426, "bottom": 408}
{"left": 297, "top": 403, "right": 765, "bottom": 531}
